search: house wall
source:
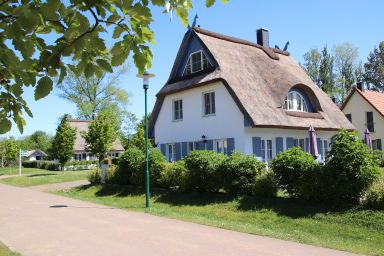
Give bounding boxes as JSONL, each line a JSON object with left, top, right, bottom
{"left": 155, "top": 81, "right": 245, "bottom": 155}
{"left": 342, "top": 92, "right": 384, "bottom": 145}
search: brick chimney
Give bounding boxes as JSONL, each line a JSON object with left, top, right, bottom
{"left": 257, "top": 28, "right": 269, "bottom": 48}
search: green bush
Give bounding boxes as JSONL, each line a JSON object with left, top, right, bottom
{"left": 252, "top": 171, "right": 278, "bottom": 198}
{"left": 271, "top": 147, "right": 319, "bottom": 198}
{"left": 159, "top": 161, "right": 188, "bottom": 189}
{"left": 22, "top": 161, "right": 38, "bottom": 168}
{"left": 221, "top": 151, "right": 265, "bottom": 195}
{"left": 148, "top": 148, "right": 167, "bottom": 187}
{"left": 116, "top": 147, "right": 144, "bottom": 185}
{"left": 363, "top": 172, "right": 384, "bottom": 209}
{"left": 87, "top": 168, "right": 101, "bottom": 184}
{"left": 323, "top": 129, "right": 380, "bottom": 202}
{"left": 184, "top": 150, "right": 227, "bottom": 192}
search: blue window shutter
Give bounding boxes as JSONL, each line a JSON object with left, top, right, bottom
{"left": 197, "top": 141, "right": 205, "bottom": 150}
{"left": 227, "top": 138, "right": 235, "bottom": 155}
{"left": 175, "top": 143, "right": 181, "bottom": 161}
{"left": 286, "top": 137, "right": 294, "bottom": 149}
{"left": 160, "top": 144, "right": 166, "bottom": 156}
{"left": 182, "top": 142, "right": 188, "bottom": 158}
{"left": 305, "top": 138, "right": 309, "bottom": 152}
{"left": 252, "top": 137, "right": 262, "bottom": 158}
{"left": 276, "top": 137, "right": 284, "bottom": 155}
{"left": 207, "top": 140, "right": 213, "bottom": 150}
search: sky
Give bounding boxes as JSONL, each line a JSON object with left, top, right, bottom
{"left": 3, "top": 0, "right": 384, "bottom": 138}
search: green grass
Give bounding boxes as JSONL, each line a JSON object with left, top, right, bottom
{"left": 57, "top": 184, "right": 384, "bottom": 256}
{"left": 0, "top": 242, "right": 20, "bottom": 256}
{"left": 0, "top": 168, "right": 90, "bottom": 187}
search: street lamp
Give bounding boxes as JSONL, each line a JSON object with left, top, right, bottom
{"left": 137, "top": 71, "right": 155, "bottom": 208}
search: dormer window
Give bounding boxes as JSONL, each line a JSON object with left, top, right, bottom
{"left": 183, "top": 50, "right": 211, "bottom": 76}
{"left": 284, "top": 91, "right": 308, "bottom": 112}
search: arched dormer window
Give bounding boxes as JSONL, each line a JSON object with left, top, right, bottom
{"left": 183, "top": 50, "right": 211, "bottom": 76}
{"left": 284, "top": 90, "right": 308, "bottom": 112}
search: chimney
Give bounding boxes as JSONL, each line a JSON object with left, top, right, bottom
{"left": 356, "top": 81, "right": 365, "bottom": 91}
{"left": 257, "top": 28, "right": 269, "bottom": 48}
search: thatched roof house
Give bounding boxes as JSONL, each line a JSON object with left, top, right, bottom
{"left": 69, "top": 120, "right": 124, "bottom": 161}
{"left": 150, "top": 27, "right": 354, "bottom": 163}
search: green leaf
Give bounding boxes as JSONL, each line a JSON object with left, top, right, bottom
{"left": 111, "top": 49, "right": 129, "bottom": 66}
{"left": 35, "top": 76, "right": 53, "bottom": 100}
{"left": 206, "top": 0, "right": 216, "bottom": 7}
{"left": 14, "top": 115, "right": 26, "bottom": 134}
{"left": 0, "top": 118, "right": 12, "bottom": 134}
{"left": 175, "top": 8, "right": 188, "bottom": 27}
{"left": 107, "top": 14, "right": 121, "bottom": 24}
{"left": 112, "top": 26, "right": 125, "bottom": 39}
{"left": 84, "top": 63, "right": 96, "bottom": 78}
{"left": 58, "top": 65, "right": 67, "bottom": 84}
{"left": 96, "top": 59, "right": 113, "bottom": 73}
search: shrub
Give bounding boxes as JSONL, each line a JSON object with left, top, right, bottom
{"left": 252, "top": 171, "right": 278, "bottom": 198}
{"left": 363, "top": 172, "right": 384, "bottom": 209}
{"left": 22, "top": 161, "right": 38, "bottom": 168}
{"left": 184, "top": 150, "right": 227, "bottom": 192}
{"left": 221, "top": 151, "right": 265, "bottom": 195}
{"left": 323, "top": 129, "right": 380, "bottom": 202}
{"left": 271, "top": 147, "right": 319, "bottom": 198}
{"left": 116, "top": 147, "right": 145, "bottom": 185}
{"left": 148, "top": 148, "right": 167, "bottom": 187}
{"left": 87, "top": 168, "right": 101, "bottom": 184}
{"left": 159, "top": 161, "right": 188, "bottom": 189}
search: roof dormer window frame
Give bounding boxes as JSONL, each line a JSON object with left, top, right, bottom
{"left": 182, "top": 50, "right": 211, "bottom": 77}
{"left": 284, "top": 91, "right": 308, "bottom": 112}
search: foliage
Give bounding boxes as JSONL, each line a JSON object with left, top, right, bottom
{"left": 0, "top": 0, "right": 225, "bottom": 134}
{"left": 18, "top": 130, "right": 52, "bottom": 152}
{"left": 117, "top": 147, "right": 145, "bottom": 185}
{"left": 82, "top": 109, "right": 120, "bottom": 164}
{"left": 57, "top": 67, "right": 130, "bottom": 120}
{"left": 148, "top": 148, "right": 167, "bottom": 187}
{"left": 0, "top": 138, "right": 19, "bottom": 167}
{"left": 300, "top": 48, "right": 321, "bottom": 85}
{"left": 221, "top": 151, "right": 265, "bottom": 195}
{"left": 184, "top": 150, "right": 227, "bottom": 192}
{"left": 364, "top": 41, "right": 384, "bottom": 91}
{"left": 159, "top": 161, "right": 188, "bottom": 189}
{"left": 319, "top": 46, "right": 336, "bottom": 96}
{"left": 22, "top": 161, "right": 38, "bottom": 168}
{"left": 123, "top": 116, "right": 154, "bottom": 151}
{"left": 323, "top": 129, "right": 380, "bottom": 202}
{"left": 50, "top": 114, "right": 76, "bottom": 170}
{"left": 252, "top": 171, "right": 278, "bottom": 198}
{"left": 271, "top": 147, "right": 320, "bottom": 198}
{"left": 87, "top": 168, "right": 101, "bottom": 184}
{"left": 363, "top": 172, "right": 384, "bottom": 209}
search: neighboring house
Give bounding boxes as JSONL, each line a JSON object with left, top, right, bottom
{"left": 149, "top": 27, "right": 354, "bottom": 163}
{"left": 341, "top": 83, "right": 383, "bottom": 150}
{"left": 69, "top": 120, "right": 125, "bottom": 161}
{"left": 26, "top": 149, "right": 47, "bottom": 161}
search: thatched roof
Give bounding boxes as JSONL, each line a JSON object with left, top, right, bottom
{"left": 68, "top": 120, "right": 125, "bottom": 152}
{"left": 150, "top": 27, "right": 354, "bottom": 132}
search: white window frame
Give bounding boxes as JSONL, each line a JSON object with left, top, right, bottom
{"left": 214, "top": 139, "right": 227, "bottom": 155}
{"left": 260, "top": 138, "right": 274, "bottom": 163}
{"left": 182, "top": 50, "right": 211, "bottom": 76}
{"left": 187, "top": 141, "right": 199, "bottom": 154}
{"left": 292, "top": 137, "right": 308, "bottom": 152}
{"left": 167, "top": 144, "right": 176, "bottom": 162}
{"left": 172, "top": 99, "right": 183, "bottom": 121}
{"left": 203, "top": 91, "right": 216, "bottom": 116}
{"left": 284, "top": 91, "right": 308, "bottom": 112}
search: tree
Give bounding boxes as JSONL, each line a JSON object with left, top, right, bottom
{"left": 318, "top": 46, "right": 336, "bottom": 96}
{"left": 300, "top": 48, "right": 321, "bottom": 85}
{"left": 51, "top": 115, "right": 76, "bottom": 170}
{"left": 19, "top": 131, "right": 52, "bottom": 152}
{"left": 333, "top": 43, "right": 359, "bottom": 102}
{"left": 123, "top": 115, "right": 155, "bottom": 151}
{"left": 0, "top": 138, "right": 19, "bottom": 167}
{"left": 57, "top": 67, "right": 129, "bottom": 120}
{"left": 364, "top": 41, "right": 384, "bottom": 91}
{"left": 82, "top": 109, "right": 120, "bottom": 164}
{"left": 0, "top": 0, "right": 225, "bottom": 134}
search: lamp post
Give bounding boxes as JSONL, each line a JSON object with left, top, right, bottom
{"left": 137, "top": 71, "right": 155, "bottom": 208}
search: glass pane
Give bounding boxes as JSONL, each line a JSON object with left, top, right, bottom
{"left": 299, "top": 139, "right": 305, "bottom": 151}
{"left": 180, "top": 100, "right": 183, "bottom": 119}
{"left": 297, "top": 94, "right": 302, "bottom": 111}
{"left": 211, "top": 92, "right": 215, "bottom": 114}
{"left": 223, "top": 140, "right": 227, "bottom": 155}
{"left": 202, "top": 54, "right": 209, "bottom": 69}
{"left": 205, "top": 93, "right": 210, "bottom": 115}
{"left": 261, "top": 140, "right": 266, "bottom": 161}
{"left": 192, "top": 52, "right": 202, "bottom": 72}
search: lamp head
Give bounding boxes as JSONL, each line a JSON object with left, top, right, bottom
{"left": 137, "top": 71, "right": 155, "bottom": 88}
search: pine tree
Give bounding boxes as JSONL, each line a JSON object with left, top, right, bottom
{"left": 364, "top": 41, "right": 384, "bottom": 91}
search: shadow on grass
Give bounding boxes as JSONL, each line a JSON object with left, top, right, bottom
{"left": 27, "top": 173, "right": 57, "bottom": 177}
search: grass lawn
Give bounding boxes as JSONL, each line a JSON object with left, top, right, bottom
{"left": 0, "top": 242, "right": 20, "bottom": 256}
{"left": 0, "top": 167, "right": 90, "bottom": 187}
{"left": 58, "top": 184, "right": 384, "bottom": 256}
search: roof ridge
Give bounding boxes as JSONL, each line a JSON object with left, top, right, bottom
{"left": 192, "top": 26, "right": 290, "bottom": 59}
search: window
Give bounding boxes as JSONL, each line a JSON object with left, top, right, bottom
{"left": 167, "top": 144, "right": 176, "bottom": 162}
{"left": 214, "top": 139, "right": 227, "bottom": 155}
{"left": 366, "top": 112, "right": 374, "bottom": 132}
{"left": 173, "top": 99, "right": 183, "bottom": 121}
{"left": 373, "top": 139, "right": 382, "bottom": 151}
{"left": 345, "top": 114, "right": 352, "bottom": 122}
{"left": 284, "top": 91, "right": 308, "bottom": 112}
{"left": 183, "top": 51, "right": 211, "bottom": 76}
{"left": 293, "top": 138, "right": 307, "bottom": 152}
{"left": 203, "top": 92, "right": 215, "bottom": 115}
{"left": 188, "top": 141, "right": 199, "bottom": 153}
{"left": 322, "top": 140, "right": 328, "bottom": 161}
{"left": 261, "top": 139, "right": 273, "bottom": 162}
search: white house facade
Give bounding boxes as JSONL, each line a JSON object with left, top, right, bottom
{"left": 150, "top": 27, "right": 354, "bottom": 163}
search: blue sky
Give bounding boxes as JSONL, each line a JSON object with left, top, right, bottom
{"left": 4, "top": 0, "right": 384, "bottom": 138}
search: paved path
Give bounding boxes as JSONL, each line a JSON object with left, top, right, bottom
{"left": 29, "top": 180, "right": 90, "bottom": 192}
{"left": 0, "top": 183, "right": 358, "bottom": 256}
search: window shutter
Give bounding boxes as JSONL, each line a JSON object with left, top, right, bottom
{"left": 366, "top": 112, "right": 374, "bottom": 132}
{"left": 377, "top": 139, "right": 382, "bottom": 150}
{"left": 207, "top": 140, "right": 213, "bottom": 150}
{"left": 252, "top": 137, "right": 262, "bottom": 158}
{"left": 181, "top": 142, "right": 188, "bottom": 158}
{"left": 197, "top": 141, "right": 205, "bottom": 150}
{"left": 286, "top": 137, "right": 294, "bottom": 149}
{"left": 276, "top": 137, "right": 284, "bottom": 155}
{"left": 227, "top": 138, "right": 235, "bottom": 155}
{"left": 175, "top": 143, "right": 181, "bottom": 161}
{"left": 305, "top": 138, "right": 310, "bottom": 152}
{"left": 160, "top": 144, "right": 166, "bottom": 156}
